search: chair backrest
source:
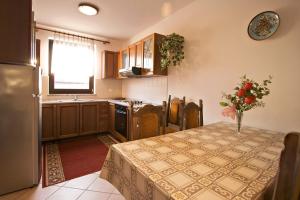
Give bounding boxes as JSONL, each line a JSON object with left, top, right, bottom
{"left": 180, "top": 99, "right": 203, "bottom": 130}
{"left": 272, "top": 132, "right": 300, "bottom": 200}
{"left": 130, "top": 101, "right": 166, "bottom": 140}
{"left": 167, "top": 95, "right": 185, "bottom": 126}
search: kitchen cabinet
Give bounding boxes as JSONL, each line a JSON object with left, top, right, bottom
{"left": 120, "top": 49, "right": 129, "bottom": 69}
{"left": 117, "top": 49, "right": 129, "bottom": 79}
{"left": 135, "top": 41, "right": 143, "bottom": 68}
{"left": 56, "top": 104, "right": 80, "bottom": 138}
{"left": 117, "top": 48, "right": 130, "bottom": 79}
{"left": 141, "top": 33, "right": 167, "bottom": 76}
{"left": 129, "top": 45, "right": 136, "bottom": 68}
{"left": 99, "top": 102, "right": 109, "bottom": 132}
{"left": 42, "top": 102, "right": 109, "bottom": 141}
{"left": 128, "top": 41, "right": 143, "bottom": 68}
{"left": 42, "top": 104, "right": 56, "bottom": 141}
{"left": 116, "top": 33, "right": 167, "bottom": 78}
{"left": 116, "top": 48, "right": 129, "bottom": 79}
{"left": 142, "top": 35, "right": 154, "bottom": 70}
{"left": 109, "top": 103, "right": 115, "bottom": 133}
{"left": 102, "top": 51, "right": 118, "bottom": 79}
{"left": 0, "top": 0, "right": 35, "bottom": 66}
{"left": 80, "top": 103, "right": 99, "bottom": 134}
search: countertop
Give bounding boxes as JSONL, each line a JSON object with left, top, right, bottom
{"left": 42, "top": 98, "right": 161, "bottom": 108}
{"left": 42, "top": 98, "right": 132, "bottom": 107}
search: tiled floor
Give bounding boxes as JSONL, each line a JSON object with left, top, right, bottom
{"left": 0, "top": 171, "right": 125, "bottom": 200}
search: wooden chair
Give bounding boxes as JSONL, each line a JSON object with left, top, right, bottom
{"left": 129, "top": 101, "right": 166, "bottom": 140}
{"left": 165, "top": 95, "right": 185, "bottom": 133}
{"left": 180, "top": 99, "right": 203, "bottom": 130}
{"left": 265, "top": 132, "right": 300, "bottom": 200}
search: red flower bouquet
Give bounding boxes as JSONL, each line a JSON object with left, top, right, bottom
{"left": 220, "top": 75, "right": 272, "bottom": 133}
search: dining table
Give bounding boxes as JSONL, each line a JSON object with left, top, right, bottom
{"left": 100, "top": 122, "right": 285, "bottom": 200}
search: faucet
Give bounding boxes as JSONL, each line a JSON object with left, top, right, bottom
{"left": 74, "top": 95, "right": 78, "bottom": 101}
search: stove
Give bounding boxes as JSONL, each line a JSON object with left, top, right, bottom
{"left": 117, "top": 99, "right": 145, "bottom": 108}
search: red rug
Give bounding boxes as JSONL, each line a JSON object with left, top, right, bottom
{"left": 43, "top": 134, "right": 118, "bottom": 187}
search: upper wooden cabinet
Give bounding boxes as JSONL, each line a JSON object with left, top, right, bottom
{"left": 0, "top": 0, "right": 35, "bottom": 66}
{"left": 128, "top": 41, "right": 143, "bottom": 68}
{"left": 102, "top": 50, "right": 118, "bottom": 79}
{"left": 116, "top": 48, "right": 129, "bottom": 79}
{"left": 135, "top": 41, "right": 143, "bottom": 68}
{"left": 141, "top": 33, "right": 167, "bottom": 76}
{"left": 117, "top": 33, "right": 167, "bottom": 78}
{"left": 142, "top": 35, "right": 154, "bottom": 70}
{"left": 129, "top": 45, "right": 136, "bottom": 68}
{"left": 120, "top": 49, "right": 129, "bottom": 69}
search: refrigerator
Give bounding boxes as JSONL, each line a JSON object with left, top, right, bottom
{"left": 0, "top": 64, "right": 41, "bottom": 195}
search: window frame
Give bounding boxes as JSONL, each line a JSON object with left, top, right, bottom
{"left": 48, "top": 39, "right": 94, "bottom": 94}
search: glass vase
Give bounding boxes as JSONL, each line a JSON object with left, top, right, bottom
{"left": 236, "top": 111, "right": 243, "bottom": 134}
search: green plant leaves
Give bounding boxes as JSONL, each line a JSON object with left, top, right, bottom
{"left": 220, "top": 102, "right": 229, "bottom": 107}
{"left": 160, "top": 33, "right": 185, "bottom": 69}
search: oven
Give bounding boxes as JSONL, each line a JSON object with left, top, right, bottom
{"left": 115, "top": 104, "right": 128, "bottom": 139}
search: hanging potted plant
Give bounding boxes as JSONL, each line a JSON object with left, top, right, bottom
{"left": 160, "top": 33, "right": 185, "bottom": 69}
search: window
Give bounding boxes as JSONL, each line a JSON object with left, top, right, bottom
{"left": 49, "top": 38, "right": 95, "bottom": 94}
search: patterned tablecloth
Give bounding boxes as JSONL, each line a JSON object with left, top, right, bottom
{"left": 100, "top": 122, "right": 285, "bottom": 200}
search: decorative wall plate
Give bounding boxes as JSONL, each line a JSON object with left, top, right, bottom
{"left": 248, "top": 11, "right": 280, "bottom": 40}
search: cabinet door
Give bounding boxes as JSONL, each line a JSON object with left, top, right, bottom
{"left": 117, "top": 49, "right": 128, "bottom": 79}
{"left": 42, "top": 104, "right": 56, "bottom": 141}
{"left": 0, "top": 0, "right": 33, "bottom": 65}
{"left": 109, "top": 103, "right": 115, "bottom": 132}
{"left": 98, "top": 102, "right": 109, "bottom": 132}
{"left": 56, "top": 104, "right": 80, "bottom": 138}
{"left": 136, "top": 41, "right": 143, "bottom": 68}
{"left": 129, "top": 45, "right": 136, "bottom": 68}
{"left": 104, "top": 51, "right": 117, "bottom": 78}
{"left": 80, "top": 103, "right": 99, "bottom": 134}
{"left": 121, "top": 49, "right": 129, "bottom": 69}
{"left": 142, "top": 35, "right": 154, "bottom": 70}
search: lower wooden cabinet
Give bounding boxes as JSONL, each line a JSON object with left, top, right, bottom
{"left": 56, "top": 103, "right": 80, "bottom": 138}
{"left": 42, "top": 101, "right": 109, "bottom": 141}
{"left": 80, "top": 103, "right": 99, "bottom": 135}
{"left": 42, "top": 104, "right": 56, "bottom": 141}
{"left": 109, "top": 103, "right": 115, "bottom": 132}
{"left": 99, "top": 102, "right": 109, "bottom": 132}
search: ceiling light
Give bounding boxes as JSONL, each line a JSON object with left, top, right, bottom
{"left": 78, "top": 3, "right": 99, "bottom": 16}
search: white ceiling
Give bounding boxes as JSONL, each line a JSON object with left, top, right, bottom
{"left": 33, "top": 0, "right": 195, "bottom": 40}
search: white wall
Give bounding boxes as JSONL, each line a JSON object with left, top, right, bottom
{"left": 122, "top": 77, "right": 168, "bottom": 104}
{"left": 37, "top": 29, "right": 123, "bottom": 100}
{"left": 122, "top": 0, "right": 300, "bottom": 132}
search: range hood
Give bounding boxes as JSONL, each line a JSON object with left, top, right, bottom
{"left": 119, "top": 67, "right": 142, "bottom": 77}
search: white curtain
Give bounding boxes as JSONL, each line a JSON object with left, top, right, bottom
{"left": 51, "top": 33, "right": 95, "bottom": 89}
